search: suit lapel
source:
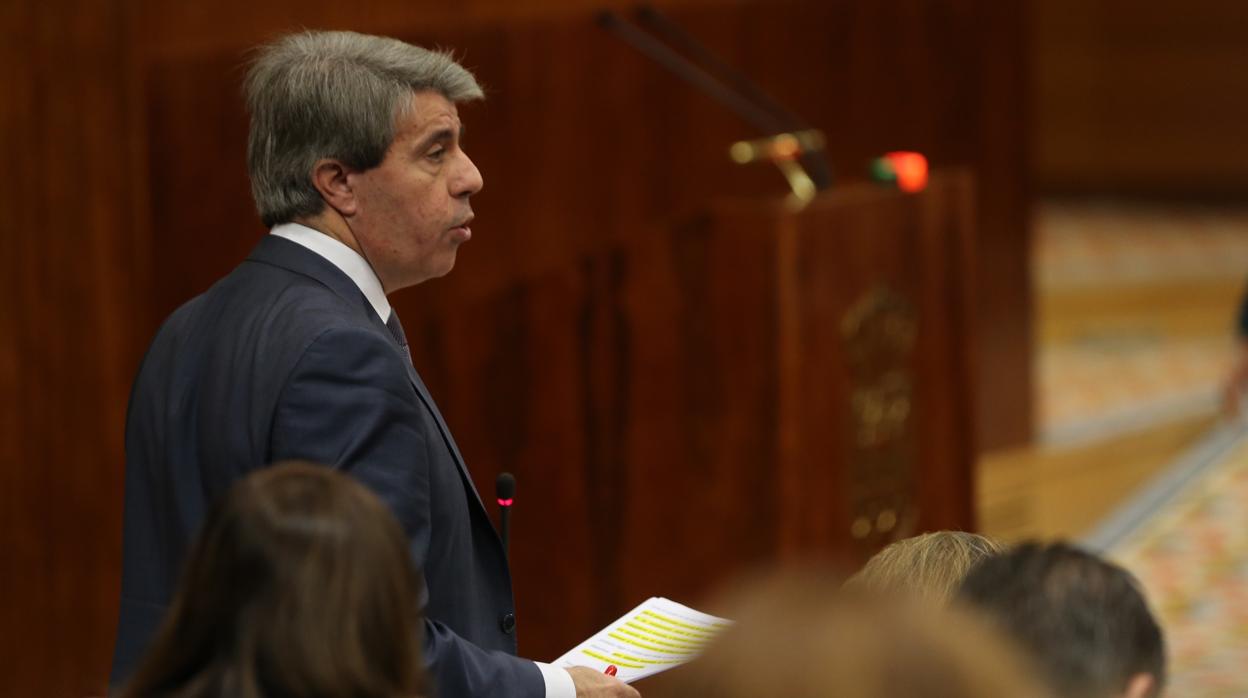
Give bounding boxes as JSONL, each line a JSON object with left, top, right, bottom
{"left": 395, "top": 351, "right": 489, "bottom": 514}
{"left": 247, "top": 235, "right": 490, "bottom": 516}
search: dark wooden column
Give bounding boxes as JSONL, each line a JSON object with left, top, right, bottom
{"left": 0, "top": 1, "right": 151, "bottom": 694}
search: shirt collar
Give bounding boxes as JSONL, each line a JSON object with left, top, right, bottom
{"left": 270, "top": 222, "right": 391, "bottom": 322}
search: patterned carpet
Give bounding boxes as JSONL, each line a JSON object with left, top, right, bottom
{"left": 1034, "top": 200, "right": 1248, "bottom": 444}
{"left": 1108, "top": 430, "right": 1248, "bottom": 697}
{"left": 1038, "top": 338, "right": 1233, "bottom": 445}
{"left": 1036, "top": 199, "right": 1248, "bottom": 695}
{"left": 1035, "top": 201, "right": 1248, "bottom": 290}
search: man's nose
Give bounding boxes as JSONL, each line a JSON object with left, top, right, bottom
{"left": 454, "top": 151, "right": 483, "bottom": 198}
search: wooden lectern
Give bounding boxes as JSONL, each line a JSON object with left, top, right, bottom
{"left": 619, "top": 168, "right": 978, "bottom": 571}
{"left": 425, "top": 171, "right": 980, "bottom": 659}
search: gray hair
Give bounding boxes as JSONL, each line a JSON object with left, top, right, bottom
{"left": 244, "top": 30, "right": 484, "bottom": 227}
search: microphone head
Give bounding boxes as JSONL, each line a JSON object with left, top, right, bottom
{"left": 495, "top": 472, "right": 516, "bottom": 504}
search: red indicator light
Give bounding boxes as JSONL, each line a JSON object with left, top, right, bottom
{"left": 883, "top": 151, "right": 928, "bottom": 193}
{"left": 497, "top": 498, "right": 514, "bottom": 507}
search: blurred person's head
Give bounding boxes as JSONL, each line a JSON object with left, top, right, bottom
{"left": 956, "top": 541, "right": 1165, "bottom": 698}
{"left": 655, "top": 569, "right": 1051, "bottom": 698}
{"left": 120, "top": 461, "right": 426, "bottom": 698}
{"left": 846, "top": 530, "right": 1004, "bottom": 603}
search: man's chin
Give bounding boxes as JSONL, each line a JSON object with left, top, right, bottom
{"left": 394, "top": 253, "right": 457, "bottom": 290}
{"left": 428, "top": 252, "right": 458, "bottom": 280}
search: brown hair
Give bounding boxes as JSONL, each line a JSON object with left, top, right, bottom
{"left": 957, "top": 541, "right": 1165, "bottom": 698}
{"left": 846, "top": 530, "right": 1004, "bottom": 603}
{"left": 655, "top": 570, "right": 1051, "bottom": 698}
{"left": 119, "top": 462, "right": 426, "bottom": 698}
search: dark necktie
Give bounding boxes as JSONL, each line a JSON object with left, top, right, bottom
{"left": 385, "top": 311, "right": 413, "bottom": 365}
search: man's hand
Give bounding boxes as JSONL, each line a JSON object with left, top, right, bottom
{"left": 566, "top": 666, "right": 642, "bottom": 698}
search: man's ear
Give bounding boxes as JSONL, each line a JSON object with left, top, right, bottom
{"left": 1122, "top": 673, "right": 1156, "bottom": 698}
{"left": 309, "top": 159, "right": 359, "bottom": 217}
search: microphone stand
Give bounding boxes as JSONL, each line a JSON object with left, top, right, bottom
{"left": 596, "top": 6, "right": 833, "bottom": 200}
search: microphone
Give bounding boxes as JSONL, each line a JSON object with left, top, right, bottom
{"left": 495, "top": 472, "right": 516, "bottom": 557}
{"left": 596, "top": 6, "right": 832, "bottom": 191}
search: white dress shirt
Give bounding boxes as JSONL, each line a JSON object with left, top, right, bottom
{"left": 271, "top": 222, "right": 391, "bottom": 322}
{"left": 269, "top": 223, "right": 577, "bottom": 698}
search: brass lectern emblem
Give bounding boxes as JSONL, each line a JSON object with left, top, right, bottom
{"left": 841, "top": 286, "right": 918, "bottom": 549}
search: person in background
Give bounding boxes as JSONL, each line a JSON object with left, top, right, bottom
{"left": 119, "top": 462, "right": 427, "bottom": 698}
{"left": 1220, "top": 290, "right": 1248, "bottom": 416}
{"left": 845, "top": 530, "right": 1004, "bottom": 604}
{"left": 956, "top": 541, "right": 1166, "bottom": 698}
{"left": 651, "top": 569, "right": 1051, "bottom": 698}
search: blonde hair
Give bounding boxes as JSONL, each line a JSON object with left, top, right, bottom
{"left": 655, "top": 571, "right": 1050, "bottom": 698}
{"left": 847, "top": 530, "right": 1004, "bottom": 603}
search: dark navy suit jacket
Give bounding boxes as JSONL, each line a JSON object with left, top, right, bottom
{"left": 113, "top": 235, "right": 542, "bottom": 697}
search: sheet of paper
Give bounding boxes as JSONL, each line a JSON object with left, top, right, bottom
{"left": 550, "top": 596, "right": 730, "bottom": 683}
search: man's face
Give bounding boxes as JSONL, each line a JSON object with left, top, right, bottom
{"left": 348, "top": 90, "right": 482, "bottom": 292}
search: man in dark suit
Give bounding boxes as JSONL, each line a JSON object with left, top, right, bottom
{"left": 113, "top": 30, "right": 636, "bottom": 698}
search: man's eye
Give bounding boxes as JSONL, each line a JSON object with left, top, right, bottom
{"left": 426, "top": 147, "right": 446, "bottom": 161}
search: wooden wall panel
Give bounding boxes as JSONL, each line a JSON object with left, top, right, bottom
{"left": 0, "top": 1, "right": 149, "bottom": 695}
{"left": 1034, "top": 0, "right": 1248, "bottom": 195}
{"left": 975, "top": 1, "right": 1033, "bottom": 450}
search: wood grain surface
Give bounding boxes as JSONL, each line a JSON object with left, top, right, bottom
{"left": 1, "top": 2, "right": 1025, "bottom": 693}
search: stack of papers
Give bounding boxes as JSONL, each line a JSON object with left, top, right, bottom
{"left": 551, "top": 597, "right": 731, "bottom": 683}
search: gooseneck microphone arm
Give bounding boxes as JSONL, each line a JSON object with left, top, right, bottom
{"left": 597, "top": 6, "right": 832, "bottom": 190}
{"left": 596, "top": 10, "right": 783, "bottom": 134}
{"left": 636, "top": 5, "right": 809, "bottom": 134}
